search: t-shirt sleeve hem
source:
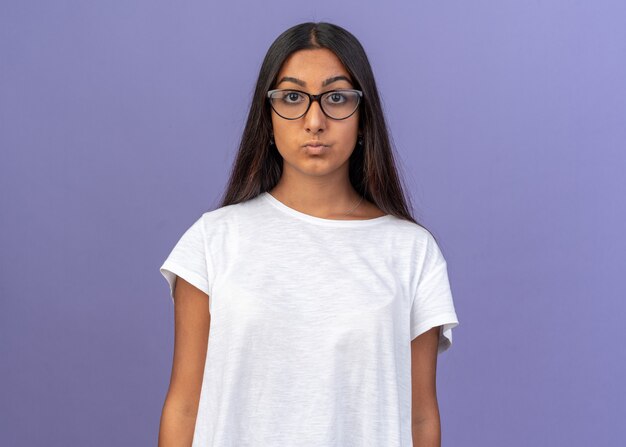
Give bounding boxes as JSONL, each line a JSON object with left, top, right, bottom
{"left": 160, "top": 260, "right": 211, "bottom": 304}
{"left": 410, "top": 313, "right": 459, "bottom": 354}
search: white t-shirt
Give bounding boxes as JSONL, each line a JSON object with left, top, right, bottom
{"left": 159, "top": 191, "right": 459, "bottom": 447}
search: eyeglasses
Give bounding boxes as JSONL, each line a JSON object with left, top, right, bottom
{"left": 267, "top": 88, "right": 363, "bottom": 120}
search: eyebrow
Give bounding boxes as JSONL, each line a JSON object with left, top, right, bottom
{"left": 276, "top": 75, "right": 353, "bottom": 88}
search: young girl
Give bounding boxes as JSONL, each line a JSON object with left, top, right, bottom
{"left": 158, "top": 21, "right": 459, "bottom": 447}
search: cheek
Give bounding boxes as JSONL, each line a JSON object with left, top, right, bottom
{"left": 270, "top": 114, "right": 280, "bottom": 135}
{"left": 339, "top": 120, "right": 360, "bottom": 147}
{"left": 272, "top": 125, "right": 302, "bottom": 154}
{"left": 271, "top": 115, "right": 290, "bottom": 141}
{"left": 270, "top": 113, "right": 359, "bottom": 154}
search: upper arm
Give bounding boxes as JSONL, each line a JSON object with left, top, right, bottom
{"left": 411, "top": 325, "right": 441, "bottom": 424}
{"left": 165, "top": 276, "right": 211, "bottom": 414}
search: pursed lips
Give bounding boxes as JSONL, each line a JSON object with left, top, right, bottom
{"left": 303, "top": 141, "right": 328, "bottom": 147}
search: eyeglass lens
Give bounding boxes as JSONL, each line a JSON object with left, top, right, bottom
{"left": 269, "top": 90, "right": 360, "bottom": 119}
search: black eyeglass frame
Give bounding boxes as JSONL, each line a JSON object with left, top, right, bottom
{"left": 266, "top": 88, "right": 363, "bottom": 120}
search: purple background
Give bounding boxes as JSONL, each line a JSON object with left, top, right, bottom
{"left": 2, "top": 1, "right": 625, "bottom": 445}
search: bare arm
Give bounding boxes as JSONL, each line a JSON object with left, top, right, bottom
{"left": 411, "top": 326, "right": 442, "bottom": 447}
{"left": 158, "top": 277, "right": 211, "bottom": 447}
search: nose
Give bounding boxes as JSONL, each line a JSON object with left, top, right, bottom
{"left": 303, "top": 98, "right": 326, "bottom": 134}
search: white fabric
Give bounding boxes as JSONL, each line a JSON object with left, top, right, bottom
{"left": 159, "top": 191, "right": 459, "bottom": 447}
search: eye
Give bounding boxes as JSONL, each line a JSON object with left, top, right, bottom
{"left": 282, "top": 91, "right": 306, "bottom": 104}
{"left": 325, "top": 92, "right": 347, "bottom": 104}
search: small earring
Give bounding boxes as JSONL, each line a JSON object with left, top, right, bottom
{"left": 270, "top": 134, "right": 275, "bottom": 146}
{"left": 357, "top": 135, "right": 363, "bottom": 146}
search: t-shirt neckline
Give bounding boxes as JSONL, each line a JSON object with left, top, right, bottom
{"left": 261, "top": 191, "right": 393, "bottom": 227}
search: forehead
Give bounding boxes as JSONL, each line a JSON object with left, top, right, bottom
{"left": 276, "top": 48, "right": 353, "bottom": 87}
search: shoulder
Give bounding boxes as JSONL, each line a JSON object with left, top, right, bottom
{"left": 196, "top": 194, "right": 266, "bottom": 238}
{"left": 382, "top": 218, "right": 444, "bottom": 266}
{"left": 198, "top": 196, "right": 253, "bottom": 225}
{"left": 382, "top": 214, "right": 434, "bottom": 242}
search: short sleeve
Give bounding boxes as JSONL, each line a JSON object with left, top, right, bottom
{"left": 159, "top": 214, "right": 211, "bottom": 305}
{"left": 410, "top": 232, "right": 459, "bottom": 354}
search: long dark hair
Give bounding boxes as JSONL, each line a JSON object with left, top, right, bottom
{"left": 218, "top": 21, "right": 426, "bottom": 228}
